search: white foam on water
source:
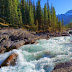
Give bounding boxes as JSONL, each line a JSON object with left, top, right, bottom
{"left": 0, "top": 36, "right": 72, "bottom": 72}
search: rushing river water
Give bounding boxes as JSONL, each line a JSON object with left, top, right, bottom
{"left": 0, "top": 36, "right": 72, "bottom": 72}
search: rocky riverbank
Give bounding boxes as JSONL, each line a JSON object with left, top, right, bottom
{"left": 0, "top": 28, "right": 69, "bottom": 54}
{"left": 0, "top": 28, "right": 40, "bottom": 54}
{"left": 0, "top": 28, "right": 70, "bottom": 70}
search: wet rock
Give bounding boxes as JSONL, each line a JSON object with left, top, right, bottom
{"left": 0, "top": 46, "right": 6, "bottom": 53}
{"left": 0, "top": 34, "right": 9, "bottom": 43}
{"left": 24, "top": 40, "right": 36, "bottom": 44}
{"left": 0, "top": 28, "right": 69, "bottom": 54}
{"left": 52, "top": 61, "right": 72, "bottom": 72}
{"left": 1, "top": 53, "right": 18, "bottom": 67}
{"left": 0, "top": 29, "right": 39, "bottom": 53}
{"left": 8, "top": 40, "right": 25, "bottom": 51}
{"left": 61, "top": 32, "right": 69, "bottom": 36}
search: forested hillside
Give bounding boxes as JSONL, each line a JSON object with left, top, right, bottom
{"left": 0, "top": 0, "right": 63, "bottom": 32}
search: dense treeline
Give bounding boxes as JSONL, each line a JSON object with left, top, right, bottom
{"left": 0, "top": 0, "right": 62, "bottom": 32}
{"left": 66, "top": 22, "right": 72, "bottom": 28}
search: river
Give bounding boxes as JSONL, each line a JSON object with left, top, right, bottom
{"left": 0, "top": 36, "right": 72, "bottom": 72}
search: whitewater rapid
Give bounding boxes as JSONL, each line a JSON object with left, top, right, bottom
{"left": 0, "top": 36, "right": 72, "bottom": 72}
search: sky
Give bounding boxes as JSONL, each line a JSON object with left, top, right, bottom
{"left": 33, "top": 0, "right": 72, "bottom": 15}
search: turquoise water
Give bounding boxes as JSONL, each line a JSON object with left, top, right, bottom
{"left": 0, "top": 36, "right": 72, "bottom": 72}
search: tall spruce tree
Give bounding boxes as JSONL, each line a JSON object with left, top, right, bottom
{"left": 44, "top": 4, "right": 48, "bottom": 31}
{"left": 36, "top": 0, "right": 44, "bottom": 31}
{"left": 47, "top": 0, "right": 51, "bottom": 28}
{"left": 21, "top": 0, "right": 26, "bottom": 24}
{"left": 0, "top": 0, "right": 8, "bottom": 19}
{"left": 7, "top": 0, "right": 19, "bottom": 25}
{"left": 62, "top": 18, "right": 64, "bottom": 31}
{"left": 56, "top": 17, "right": 59, "bottom": 31}
{"left": 0, "top": 0, "right": 5, "bottom": 18}
{"left": 25, "top": 0, "right": 29, "bottom": 25}
{"left": 17, "top": 0, "right": 23, "bottom": 27}
{"left": 58, "top": 20, "right": 61, "bottom": 31}
{"left": 29, "top": 0, "right": 35, "bottom": 30}
{"left": 51, "top": 5, "right": 57, "bottom": 32}
{"left": 33, "top": 0, "right": 36, "bottom": 25}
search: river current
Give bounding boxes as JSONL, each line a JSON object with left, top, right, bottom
{"left": 0, "top": 36, "right": 72, "bottom": 72}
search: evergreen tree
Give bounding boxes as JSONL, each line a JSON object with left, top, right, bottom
{"left": 7, "top": 0, "right": 19, "bottom": 25}
{"left": 36, "top": 20, "right": 38, "bottom": 31}
{"left": 62, "top": 19, "right": 64, "bottom": 26}
{"left": 47, "top": 1, "right": 51, "bottom": 28}
{"left": 25, "top": 0, "right": 29, "bottom": 25}
{"left": 29, "top": 0, "right": 35, "bottom": 31}
{"left": 56, "top": 17, "right": 59, "bottom": 31}
{"left": 44, "top": 4, "right": 48, "bottom": 31}
{"left": 17, "top": 0, "right": 23, "bottom": 27}
{"left": 0, "top": 0, "right": 8, "bottom": 19}
{"left": 58, "top": 20, "right": 61, "bottom": 31}
{"left": 62, "top": 18, "right": 64, "bottom": 31}
{"left": 51, "top": 5, "right": 57, "bottom": 32}
{"left": 21, "top": 0, "right": 26, "bottom": 24}
{"left": 36, "top": 0, "right": 44, "bottom": 31}
{"left": 33, "top": 0, "right": 36, "bottom": 25}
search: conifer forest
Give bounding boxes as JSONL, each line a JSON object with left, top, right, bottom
{"left": 0, "top": 0, "right": 63, "bottom": 32}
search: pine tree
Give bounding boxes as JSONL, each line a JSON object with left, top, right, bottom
{"left": 7, "top": 0, "right": 19, "bottom": 26}
{"left": 62, "top": 19, "right": 64, "bottom": 26}
{"left": 0, "top": 0, "right": 4, "bottom": 18}
{"left": 51, "top": 5, "right": 56, "bottom": 32}
{"left": 36, "top": 20, "right": 38, "bottom": 31}
{"left": 50, "top": 5, "right": 53, "bottom": 31}
{"left": 44, "top": 4, "right": 48, "bottom": 31}
{"left": 17, "top": 0, "right": 23, "bottom": 27}
{"left": 29, "top": 0, "right": 35, "bottom": 31}
{"left": 56, "top": 17, "right": 59, "bottom": 31}
{"left": 21, "top": 0, "right": 26, "bottom": 24}
{"left": 62, "top": 18, "right": 64, "bottom": 31}
{"left": 47, "top": 0, "right": 51, "bottom": 28}
{"left": 58, "top": 20, "right": 61, "bottom": 31}
{"left": 36, "top": 0, "right": 44, "bottom": 31}
{"left": 0, "top": 0, "right": 8, "bottom": 19}
{"left": 25, "top": 0, "right": 29, "bottom": 25}
{"left": 33, "top": 0, "right": 36, "bottom": 25}
{"left": 7, "top": 0, "right": 13, "bottom": 24}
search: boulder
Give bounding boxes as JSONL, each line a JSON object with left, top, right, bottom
{"left": 52, "top": 61, "right": 72, "bottom": 72}
{"left": 1, "top": 53, "right": 18, "bottom": 67}
{"left": 61, "top": 32, "right": 69, "bottom": 36}
{"left": 24, "top": 40, "right": 36, "bottom": 44}
{"left": 8, "top": 40, "right": 25, "bottom": 51}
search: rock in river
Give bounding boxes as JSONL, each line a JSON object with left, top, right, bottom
{"left": 0, "top": 53, "right": 18, "bottom": 67}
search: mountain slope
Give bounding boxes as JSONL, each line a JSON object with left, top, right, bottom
{"left": 57, "top": 10, "right": 72, "bottom": 25}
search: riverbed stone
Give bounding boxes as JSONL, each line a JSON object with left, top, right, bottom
{"left": 52, "top": 61, "right": 72, "bottom": 72}
{"left": 1, "top": 53, "right": 18, "bottom": 67}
